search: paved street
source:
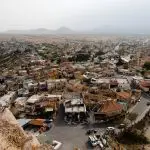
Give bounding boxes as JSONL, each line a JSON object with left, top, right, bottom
{"left": 45, "top": 124, "right": 105, "bottom": 150}
{"left": 131, "top": 93, "right": 150, "bottom": 115}
{"left": 129, "top": 92, "right": 150, "bottom": 125}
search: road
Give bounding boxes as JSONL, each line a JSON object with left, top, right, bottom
{"left": 129, "top": 92, "right": 150, "bottom": 125}
{"left": 131, "top": 92, "right": 150, "bottom": 115}
{"left": 45, "top": 124, "right": 106, "bottom": 150}
{"left": 123, "top": 74, "right": 150, "bottom": 115}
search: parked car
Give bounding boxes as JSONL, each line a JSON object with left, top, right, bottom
{"left": 88, "top": 135, "right": 99, "bottom": 147}
{"left": 118, "top": 124, "right": 125, "bottom": 129}
{"left": 147, "top": 102, "right": 150, "bottom": 106}
{"left": 98, "top": 140, "right": 104, "bottom": 149}
{"left": 106, "top": 127, "right": 115, "bottom": 134}
{"left": 106, "top": 127, "right": 115, "bottom": 131}
{"left": 86, "top": 129, "right": 97, "bottom": 135}
{"left": 101, "top": 137, "right": 107, "bottom": 146}
{"left": 137, "top": 99, "right": 141, "bottom": 102}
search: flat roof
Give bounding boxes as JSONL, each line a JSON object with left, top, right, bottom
{"left": 0, "top": 91, "right": 16, "bottom": 106}
{"left": 27, "top": 95, "right": 41, "bottom": 104}
{"left": 17, "top": 119, "right": 31, "bottom": 127}
{"left": 15, "top": 97, "right": 27, "bottom": 102}
{"left": 71, "top": 98, "right": 83, "bottom": 105}
{"left": 42, "top": 94, "right": 62, "bottom": 99}
{"left": 45, "top": 108, "right": 53, "bottom": 112}
{"left": 132, "top": 76, "right": 144, "bottom": 80}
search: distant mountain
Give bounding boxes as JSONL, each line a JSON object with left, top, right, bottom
{"left": 6, "top": 30, "right": 27, "bottom": 34}
{"left": 4, "top": 26, "right": 150, "bottom": 35}
{"left": 30, "top": 28, "right": 51, "bottom": 34}
{"left": 55, "top": 27, "right": 75, "bottom": 34}
{"left": 5, "top": 27, "right": 75, "bottom": 35}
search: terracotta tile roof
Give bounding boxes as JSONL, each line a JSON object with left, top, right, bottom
{"left": 100, "top": 100, "right": 122, "bottom": 114}
{"left": 140, "top": 57, "right": 150, "bottom": 66}
{"left": 29, "top": 119, "right": 45, "bottom": 126}
{"left": 37, "top": 100, "right": 57, "bottom": 108}
{"left": 140, "top": 80, "right": 150, "bottom": 88}
{"left": 117, "top": 91, "right": 131, "bottom": 99}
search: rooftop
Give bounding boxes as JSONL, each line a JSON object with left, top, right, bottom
{"left": 100, "top": 100, "right": 123, "bottom": 114}
{"left": 140, "top": 80, "right": 150, "bottom": 88}
{"left": 26, "top": 95, "right": 41, "bottom": 104}
{"left": 117, "top": 91, "right": 131, "bottom": 100}
{"left": 65, "top": 105, "right": 86, "bottom": 113}
{"left": 0, "top": 91, "right": 16, "bottom": 106}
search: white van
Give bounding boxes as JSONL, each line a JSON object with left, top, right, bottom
{"left": 98, "top": 140, "right": 104, "bottom": 149}
{"left": 106, "top": 127, "right": 115, "bottom": 131}
{"left": 88, "top": 135, "right": 99, "bottom": 147}
{"left": 101, "top": 137, "right": 107, "bottom": 146}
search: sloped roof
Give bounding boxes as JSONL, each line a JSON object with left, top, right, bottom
{"left": 117, "top": 91, "right": 131, "bottom": 100}
{"left": 29, "top": 119, "right": 45, "bottom": 126}
{"left": 100, "top": 100, "right": 122, "bottom": 114}
{"left": 27, "top": 95, "right": 41, "bottom": 104}
{"left": 121, "top": 55, "right": 131, "bottom": 63}
{"left": 140, "top": 80, "right": 150, "bottom": 88}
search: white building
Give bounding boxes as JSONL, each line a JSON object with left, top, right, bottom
{"left": 0, "top": 91, "right": 16, "bottom": 107}
{"left": 26, "top": 95, "right": 41, "bottom": 104}
{"left": 64, "top": 98, "right": 86, "bottom": 114}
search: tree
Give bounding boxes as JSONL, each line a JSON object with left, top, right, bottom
{"left": 127, "top": 112, "right": 138, "bottom": 122}
{"left": 75, "top": 53, "right": 90, "bottom": 62}
{"left": 95, "top": 50, "right": 104, "bottom": 57}
{"left": 118, "top": 48, "right": 125, "bottom": 56}
{"left": 143, "top": 62, "right": 150, "bottom": 70}
{"left": 117, "top": 130, "right": 150, "bottom": 144}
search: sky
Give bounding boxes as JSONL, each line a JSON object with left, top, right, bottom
{"left": 0, "top": 0, "right": 149, "bottom": 33}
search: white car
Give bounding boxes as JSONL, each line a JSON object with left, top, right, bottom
{"left": 98, "top": 140, "right": 104, "bottom": 149}
{"left": 106, "top": 127, "right": 115, "bottom": 134}
{"left": 137, "top": 99, "right": 141, "bottom": 102}
{"left": 106, "top": 127, "right": 115, "bottom": 131}
{"left": 101, "top": 137, "right": 107, "bottom": 146}
{"left": 88, "top": 135, "right": 99, "bottom": 147}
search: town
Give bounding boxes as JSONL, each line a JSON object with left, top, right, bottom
{"left": 0, "top": 35, "right": 150, "bottom": 150}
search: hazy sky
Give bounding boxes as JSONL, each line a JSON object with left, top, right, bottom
{"left": 0, "top": 0, "right": 149, "bottom": 32}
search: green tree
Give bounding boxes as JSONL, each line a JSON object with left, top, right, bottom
{"left": 127, "top": 112, "right": 138, "bottom": 122}
{"left": 143, "top": 61, "right": 150, "bottom": 70}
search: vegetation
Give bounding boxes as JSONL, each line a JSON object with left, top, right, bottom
{"left": 38, "top": 52, "right": 48, "bottom": 59}
{"left": 143, "top": 61, "right": 150, "bottom": 70}
{"left": 117, "top": 130, "right": 149, "bottom": 144}
{"left": 95, "top": 50, "right": 104, "bottom": 57}
{"left": 75, "top": 53, "right": 90, "bottom": 62}
{"left": 118, "top": 48, "right": 125, "bottom": 56}
{"left": 127, "top": 113, "right": 138, "bottom": 122}
{"left": 81, "top": 45, "right": 90, "bottom": 50}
